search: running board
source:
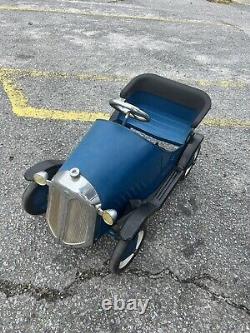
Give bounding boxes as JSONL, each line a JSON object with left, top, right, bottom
{"left": 149, "top": 170, "right": 182, "bottom": 209}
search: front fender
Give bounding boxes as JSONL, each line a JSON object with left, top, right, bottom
{"left": 24, "top": 160, "right": 64, "bottom": 181}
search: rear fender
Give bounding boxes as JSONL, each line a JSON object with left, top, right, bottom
{"left": 117, "top": 203, "right": 156, "bottom": 241}
{"left": 177, "top": 133, "right": 203, "bottom": 171}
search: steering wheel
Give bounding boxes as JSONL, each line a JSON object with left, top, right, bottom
{"left": 109, "top": 99, "right": 150, "bottom": 123}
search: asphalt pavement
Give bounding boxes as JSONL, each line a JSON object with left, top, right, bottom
{"left": 0, "top": 0, "right": 249, "bottom": 332}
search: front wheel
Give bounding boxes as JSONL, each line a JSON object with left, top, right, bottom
{"left": 22, "top": 182, "right": 49, "bottom": 215}
{"left": 181, "top": 145, "right": 201, "bottom": 180}
{"left": 110, "top": 226, "right": 146, "bottom": 273}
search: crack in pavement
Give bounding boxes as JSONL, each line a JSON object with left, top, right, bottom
{"left": 0, "top": 278, "right": 74, "bottom": 302}
{"left": 0, "top": 278, "right": 73, "bottom": 302}
{"left": 0, "top": 267, "right": 249, "bottom": 317}
{"left": 127, "top": 268, "right": 250, "bottom": 316}
{"left": 0, "top": 268, "right": 109, "bottom": 302}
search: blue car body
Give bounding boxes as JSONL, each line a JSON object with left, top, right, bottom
{"left": 60, "top": 120, "right": 182, "bottom": 212}
{"left": 60, "top": 119, "right": 184, "bottom": 240}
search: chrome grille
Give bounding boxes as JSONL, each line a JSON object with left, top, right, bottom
{"left": 63, "top": 198, "right": 97, "bottom": 245}
{"left": 46, "top": 186, "right": 62, "bottom": 238}
{"left": 46, "top": 171, "right": 99, "bottom": 247}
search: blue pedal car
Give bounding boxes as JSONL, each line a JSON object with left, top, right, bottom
{"left": 22, "top": 74, "right": 211, "bottom": 273}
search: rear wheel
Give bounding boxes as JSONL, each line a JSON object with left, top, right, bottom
{"left": 181, "top": 145, "right": 201, "bottom": 180}
{"left": 110, "top": 226, "right": 146, "bottom": 273}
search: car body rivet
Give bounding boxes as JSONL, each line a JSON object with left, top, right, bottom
{"left": 69, "top": 168, "right": 80, "bottom": 178}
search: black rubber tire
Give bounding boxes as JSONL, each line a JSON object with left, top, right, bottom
{"left": 22, "top": 182, "right": 49, "bottom": 216}
{"left": 110, "top": 226, "right": 146, "bottom": 274}
{"left": 181, "top": 145, "right": 201, "bottom": 180}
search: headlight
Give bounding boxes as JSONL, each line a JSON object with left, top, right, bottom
{"left": 102, "top": 209, "right": 118, "bottom": 225}
{"left": 33, "top": 171, "right": 48, "bottom": 186}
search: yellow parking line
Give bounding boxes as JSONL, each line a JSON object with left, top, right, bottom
{"left": 0, "top": 67, "right": 247, "bottom": 89}
{"left": 1, "top": 74, "right": 249, "bottom": 128}
{"left": 233, "top": 0, "right": 250, "bottom": 5}
{"left": 14, "top": 106, "right": 109, "bottom": 122}
{"left": 203, "top": 118, "right": 250, "bottom": 127}
{"left": 0, "top": 76, "right": 109, "bottom": 122}
{"left": 0, "top": 5, "right": 237, "bottom": 28}
{"left": 195, "top": 79, "right": 247, "bottom": 89}
{"left": 0, "top": 67, "right": 127, "bottom": 82}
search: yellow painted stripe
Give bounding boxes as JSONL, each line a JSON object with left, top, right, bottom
{"left": 0, "top": 67, "right": 127, "bottom": 82}
{"left": 203, "top": 118, "right": 250, "bottom": 127}
{"left": 0, "top": 76, "right": 109, "bottom": 122}
{"left": 195, "top": 79, "right": 247, "bottom": 89}
{"left": 14, "top": 107, "right": 109, "bottom": 122}
{"left": 233, "top": 0, "right": 250, "bottom": 5}
{"left": 0, "top": 5, "right": 237, "bottom": 28}
{"left": 0, "top": 67, "right": 247, "bottom": 89}
{"left": 1, "top": 70, "right": 249, "bottom": 128}
{"left": 1, "top": 76, "right": 28, "bottom": 109}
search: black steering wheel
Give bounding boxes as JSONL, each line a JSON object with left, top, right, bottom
{"left": 109, "top": 99, "right": 150, "bottom": 123}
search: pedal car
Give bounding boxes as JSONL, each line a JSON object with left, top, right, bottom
{"left": 22, "top": 74, "right": 211, "bottom": 273}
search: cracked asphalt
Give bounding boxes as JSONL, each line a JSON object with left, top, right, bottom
{"left": 0, "top": 0, "right": 249, "bottom": 332}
